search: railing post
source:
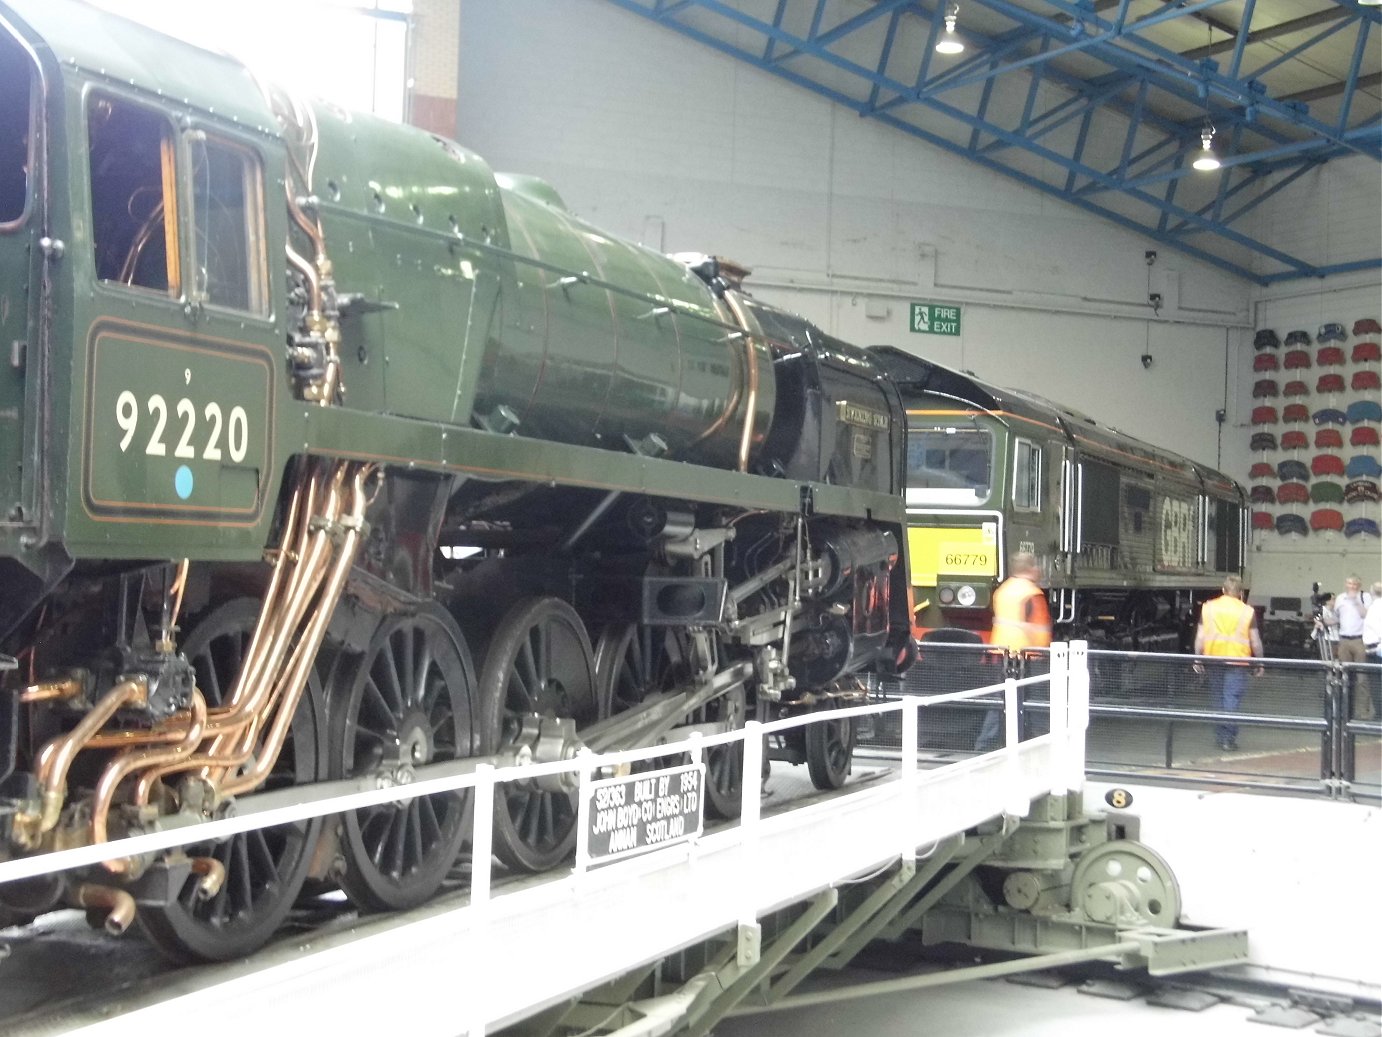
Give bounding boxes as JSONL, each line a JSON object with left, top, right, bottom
{"left": 573, "top": 748, "right": 594, "bottom": 875}
{"left": 740, "top": 719, "right": 764, "bottom": 841}
{"left": 901, "top": 698, "right": 918, "bottom": 784}
{"left": 1049, "top": 642, "right": 1069, "bottom": 796}
{"left": 1004, "top": 676, "right": 1028, "bottom": 817}
{"left": 1323, "top": 662, "right": 1349, "bottom": 799}
{"left": 471, "top": 763, "right": 494, "bottom": 909}
{"left": 468, "top": 762, "right": 495, "bottom": 1037}
{"left": 1068, "top": 640, "right": 1089, "bottom": 795}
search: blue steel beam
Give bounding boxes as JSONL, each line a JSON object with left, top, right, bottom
{"left": 615, "top": 0, "right": 1327, "bottom": 269}
{"left": 974, "top": 0, "right": 1382, "bottom": 152}
{"left": 602, "top": 0, "right": 1381, "bottom": 282}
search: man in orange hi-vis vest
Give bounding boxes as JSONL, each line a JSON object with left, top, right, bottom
{"left": 974, "top": 552, "right": 1051, "bottom": 751}
{"left": 1193, "top": 574, "right": 1264, "bottom": 752}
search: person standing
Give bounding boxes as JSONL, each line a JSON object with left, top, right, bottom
{"left": 1364, "top": 583, "right": 1382, "bottom": 719}
{"left": 975, "top": 551, "right": 1051, "bottom": 751}
{"left": 1313, "top": 591, "right": 1340, "bottom": 661}
{"left": 1193, "top": 575, "right": 1264, "bottom": 751}
{"left": 1335, "top": 576, "right": 1375, "bottom": 720}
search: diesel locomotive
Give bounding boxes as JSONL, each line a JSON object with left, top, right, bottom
{"left": 0, "top": 0, "right": 914, "bottom": 961}
{"left": 872, "top": 348, "right": 1248, "bottom": 651}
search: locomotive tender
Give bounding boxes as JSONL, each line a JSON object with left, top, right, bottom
{"left": 872, "top": 348, "right": 1248, "bottom": 651}
{"left": 0, "top": 0, "right": 914, "bottom": 960}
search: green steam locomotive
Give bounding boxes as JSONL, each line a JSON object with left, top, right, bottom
{"left": 0, "top": 0, "right": 913, "bottom": 960}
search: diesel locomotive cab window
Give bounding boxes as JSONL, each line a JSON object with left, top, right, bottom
{"left": 906, "top": 426, "right": 992, "bottom": 503}
{"left": 1012, "top": 439, "right": 1042, "bottom": 511}
{"left": 189, "top": 134, "right": 267, "bottom": 313}
{"left": 0, "top": 33, "right": 33, "bottom": 226}
{"left": 88, "top": 95, "right": 179, "bottom": 294}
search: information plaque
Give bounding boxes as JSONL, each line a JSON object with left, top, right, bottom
{"left": 582, "top": 762, "right": 705, "bottom": 862}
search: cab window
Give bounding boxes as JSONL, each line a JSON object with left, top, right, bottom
{"left": 189, "top": 134, "right": 267, "bottom": 314}
{"left": 88, "top": 94, "right": 179, "bottom": 295}
{"left": 0, "top": 32, "right": 33, "bottom": 227}
{"left": 1013, "top": 438, "right": 1042, "bottom": 511}
{"left": 906, "top": 425, "right": 992, "bottom": 505}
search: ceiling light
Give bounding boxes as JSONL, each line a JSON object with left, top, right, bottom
{"left": 936, "top": 4, "right": 965, "bottom": 55}
{"left": 1192, "top": 123, "right": 1221, "bottom": 171}
{"left": 1357, "top": 0, "right": 1381, "bottom": 7}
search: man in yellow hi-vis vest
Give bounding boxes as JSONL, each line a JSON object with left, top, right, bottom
{"left": 1193, "top": 574, "right": 1263, "bottom": 752}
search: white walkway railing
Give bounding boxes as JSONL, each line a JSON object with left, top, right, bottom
{"left": 3, "top": 643, "right": 1091, "bottom": 1037}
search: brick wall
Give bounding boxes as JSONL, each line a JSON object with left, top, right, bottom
{"left": 409, "top": 0, "right": 459, "bottom": 138}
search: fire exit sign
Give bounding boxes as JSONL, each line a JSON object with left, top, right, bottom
{"left": 910, "top": 302, "right": 962, "bottom": 336}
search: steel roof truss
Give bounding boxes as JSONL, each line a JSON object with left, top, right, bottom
{"left": 605, "top": 0, "right": 1382, "bottom": 283}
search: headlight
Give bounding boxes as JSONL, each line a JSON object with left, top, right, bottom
{"left": 956, "top": 585, "right": 977, "bottom": 607}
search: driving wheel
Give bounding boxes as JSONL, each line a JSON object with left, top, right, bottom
{"left": 481, "top": 597, "right": 599, "bottom": 873}
{"left": 330, "top": 605, "right": 479, "bottom": 911}
{"left": 139, "top": 597, "right": 324, "bottom": 962}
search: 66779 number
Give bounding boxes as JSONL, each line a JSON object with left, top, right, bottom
{"left": 116, "top": 390, "right": 249, "bottom": 463}
{"left": 943, "top": 552, "right": 989, "bottom": 567}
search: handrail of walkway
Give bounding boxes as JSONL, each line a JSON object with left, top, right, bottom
{"left": 8, "top": 644, "right": 1090, "bottom": 1037}
{"left": 0, "top": 643, "right": 1088, "bottom": 889}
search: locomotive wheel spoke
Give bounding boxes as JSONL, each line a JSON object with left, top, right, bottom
{"left": 594, "top": 622, "right": 744, "bottom": 818}
{"left": 139, "top": 597, "right": 324, "bottom": 964}
{"left": 481, "top": 597, "right": 598, "bottom": 873}
{"left": 331, "top": 605, "right": 478, "bottom": 912}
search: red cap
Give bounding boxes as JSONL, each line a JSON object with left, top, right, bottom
{"left": 1310, "top": 509, "right": 1344, "bottom": 532}
{"left": 1314, "top": 428, "right": 1343, "bottom": 449}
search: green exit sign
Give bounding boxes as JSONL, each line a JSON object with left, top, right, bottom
{"left": 910, "top": 302, "right": 962, "bottom": 336}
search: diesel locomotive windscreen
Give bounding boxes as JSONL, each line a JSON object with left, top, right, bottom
{"left": 906, "top": 426, "right": 993, "bottom": 504}
{"left": 0, "top": 30, "right": 33, "bottom": 226}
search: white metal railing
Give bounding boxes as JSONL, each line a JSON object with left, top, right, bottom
{"left": 0, "top": 642, "right": 1090, "bottom": 889}
{"left": 6, "top": 644, "right": 1091, "bottom": 1036}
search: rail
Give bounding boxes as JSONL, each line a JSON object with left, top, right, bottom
{"left": 865, "top": 641, "right": 1381, "bottom": 802}
{"left": 1, "top": 646, "right": 1090, "bottom": 1036}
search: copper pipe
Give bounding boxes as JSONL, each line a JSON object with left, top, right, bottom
{"left": 189, "top": 856, "right": 226, "bottom": 899}
{"left": 20, "top": 676, "right": 82, "bottom": 703}
{"left": 152, "top": 461, "right": 349, "bottom": 792}
{"left": 215, "top": 464, "right": 351, "bottom": 785}
{"left": 721, "top": 293, "right": 762, "bottom": 474}
{"left": 22, "top": 678, "right": 147, "bottom": 840}
{"left": 202, "top": 466, "right": 332, "bottom": 743}
{"left": 73, "top": 884, "right": 138, "bottom": 935}
{"left": 198, "top": 469, "right": 309, "bottom": 726}
{"left": 203, "top": 467, "right": 340, "bottom": 750}
{"left": 221, "top": 464, "right": 370, "bottom": 796}
{"left": 91, "top": 690, "right": 206, "bottom": 854}
{"left": 157, "top": 559, "right": 190, "bottom": 652}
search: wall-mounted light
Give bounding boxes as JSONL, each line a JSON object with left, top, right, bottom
{"left": 1192, "top": 122, "right": 1221, "bottom": 171}
{"left": 936, "top": 4, "right": 965, "bottom": 54}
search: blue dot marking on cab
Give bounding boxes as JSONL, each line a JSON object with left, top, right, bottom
{"left": 175, "top": 465, "right": 194, "bottom": 500}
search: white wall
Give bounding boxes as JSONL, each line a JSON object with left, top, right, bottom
{"left": 456, "top": 0, "right": 1378, "bottom": 600}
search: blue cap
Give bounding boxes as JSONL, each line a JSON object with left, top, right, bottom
{"left": 1317, "top": 322, "right": 1347, "bottom": 343}
{"left": 1344, "top": 517, "right": 1380, "bottom": 539}
{"left": 1345, "top": 399, "right": 1382, "bottom": 424}
{"left": 1346, "top": 455, "right": 1382, "bottom": 479}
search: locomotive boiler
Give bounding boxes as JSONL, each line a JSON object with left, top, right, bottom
{"left": 0, "top": 0, "right": 913, "bottom": 961}
{"left": 871, "top": 347, "right": 1248, "bottom": 651}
